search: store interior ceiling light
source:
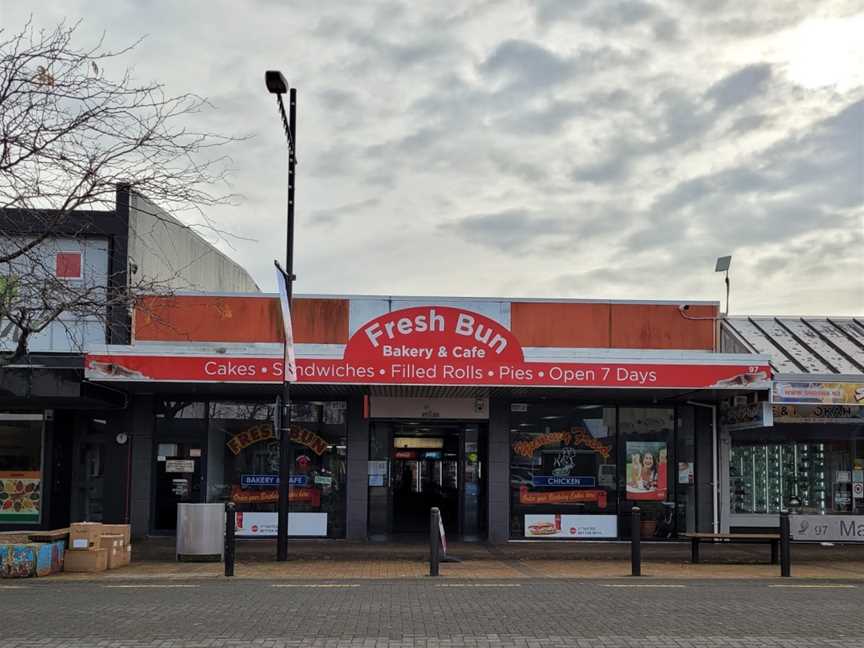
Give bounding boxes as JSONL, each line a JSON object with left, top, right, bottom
{"left": 393, "top": 436, "right": 444, "bottom": 449}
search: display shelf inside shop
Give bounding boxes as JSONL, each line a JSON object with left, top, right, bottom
{"left": 730, "top": 443, "right": 828, "bottom": 514}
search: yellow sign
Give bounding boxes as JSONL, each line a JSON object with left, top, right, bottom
{"left": 512, "top": 427, "right": 610, "bottom": 460}
{"left": 226, "top": 424, "right": 274, "bottom": 455}
{"left": 226, "top": 424, "right": 329, "bottom": 456}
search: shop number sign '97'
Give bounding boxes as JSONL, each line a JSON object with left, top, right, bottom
{"left": 85, "top": 306, "right": 771, "bottom": 389}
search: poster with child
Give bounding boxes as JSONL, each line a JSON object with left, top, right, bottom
{"left": 625, "top": 441, "right": 667, "bottom": 501}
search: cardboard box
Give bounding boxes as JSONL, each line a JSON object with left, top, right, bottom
{"left": 100, "top": 535, "right": 127, "bottom": 569}
{"left": 101, "top": 524, "right": 131, "bottom": 547}
{"left": 69, "top": 522, "right": 104, "bottom": 550}
{"left": 63, "top": 548, "right": 107, "bottom": 573}
{"left": 115, "top": 544, "right": 132, "bottom": 568}
{"left": 99, "top": 534, "right": 123, "bottom": 551}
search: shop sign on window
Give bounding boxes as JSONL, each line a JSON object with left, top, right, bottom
{"left": 235, "top": 511, "right": 327, "bottom": 537}
{"left": 368, "top": 460, "right": 388, "bottom": 486}
{"left": 165, "top": 459, "right": 194, "bottom": 473}
{"left": 239, "top": 474, "right": 307, "bottom": 487}
{"left": 524, "top": 514, "right": 617, "bottom": 538}
{"left": 720, "top": 401, "right": 773, "bottom": 430}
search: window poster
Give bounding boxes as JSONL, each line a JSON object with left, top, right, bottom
{"left": 625, "top": 441, "right": 668, "bottom": 501}
{"left": 524, "top": 514, "right": 617, "bottom": 538}
{"left": 678, "top": 462, "right": 694, "bottom": 485}
{"left": 0, "top": 471, "right": 41, "bottom": 523}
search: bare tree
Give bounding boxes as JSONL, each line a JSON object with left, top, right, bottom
{"left": 0, "top": 19, "right": 238, "bottom": 363}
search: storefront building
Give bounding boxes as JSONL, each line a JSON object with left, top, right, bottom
{"left": 720, "top": 317, "right": 864, "bottom": 531}
{"left": 0, "top": 187, "right": 259, "bottom": 534}
{"left": 80, "top": 293, "right": 776, "bottom": 543}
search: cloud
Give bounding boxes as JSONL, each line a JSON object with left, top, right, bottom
{"left": 478, "top": 40, "right": 645, "bottom": 93}
{"left": 570, "top": 154, "right": 633, "bottom": 184}
{"left": 707, "top": 64, "right": 773, "bottom": 110}
{"left": 487, "top": 152, "right": 548, "bottom": 184}
{"left": 534, "top": 0, "right": 665, "bottom": 30}
{"left": 479, "top": 40, "right": 575, "bottom": 89}
{"left": 728, "top": 114, "right": 770, "bottom": 134}
{"left": 443, "top": 205, "right": 626, "bottom": 254}
{"left": 533, "top": 0, "right": 590, "bottom": 26}
{"left": 2, "top": 1, "right": 860, "bottom": 316}
{"left": 652, "top": 18, "right": 680, "bottom": 42}
{"left": 628, "top": 98, "right": 864, "bottom": 254}
{"left": 309, "top": 198, "right": 380, "bottom": 227}
{"left": 581, "top": 0, "right": 661, "bottom": 30}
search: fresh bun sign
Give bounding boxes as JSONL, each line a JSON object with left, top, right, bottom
{"left": 308, "top": 306, "right": 524, "bottom": 384}
{"left": 85, "top": 305, "right": 772, "bottom": 389}
{"left": 296, "top": 306, "right": 769, "bottom": 388}
{"left": 361, "top": 307, "right": 520, "bottom": 362}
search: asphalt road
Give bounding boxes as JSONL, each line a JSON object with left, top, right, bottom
{"left": 2, "top": 578, "right": 864, "bottom": 647}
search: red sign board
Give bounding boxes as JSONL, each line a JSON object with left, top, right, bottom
{"left": 86, "top": 306, "right": 771, "bottom": 389}
{"left": 518, "top": 485, "right": 608, "bottom": 508}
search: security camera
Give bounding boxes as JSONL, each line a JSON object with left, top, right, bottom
{"left": 679, "top": 304, "right": 690, "bottom": 311}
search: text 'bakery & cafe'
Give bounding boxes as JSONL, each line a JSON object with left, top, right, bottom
{"left": 84, "top": 293, "right": 774, "bottom": 542}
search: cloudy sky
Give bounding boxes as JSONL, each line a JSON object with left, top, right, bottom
{"left": 4, "top": 0, "right": 863, "bottom": 315}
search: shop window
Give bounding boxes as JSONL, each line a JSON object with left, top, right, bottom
{"left": 0, "top": 415, "right": 44, "bottom": 525}
{"left": 153, "top": 401, "right": 207, "bottom": 532}
{"left": 212, "top": 400, "right": 347, "bottom": 538}
{"left": 510, "top": 404, "right": 617, "bottom": 539}
{"left": 156, "top": 401, "right": 205, "bottom": 419}
{"left": 730, "top": 425, "right": 864, "bottom": 515}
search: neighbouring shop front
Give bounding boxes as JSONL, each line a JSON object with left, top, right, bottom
{"left": 508, "top": 403, "right": 704, "bottom": 540}
{"left": 150, "top": 399, "right": 347, "bottom": 538}
{"left": 84, "top": 297, "right": 773, "bottom": 542}
{"left": 0, "top": 413, "right": 45, "bottom": 526}
{"left": 0, "top": 355, "right": 128, "bottom": 533}
{"left": 722, "top": 380, "right": 864, "bottom": 530}
{"left": 718, "top": 316, "right": 864, "bottom": 532}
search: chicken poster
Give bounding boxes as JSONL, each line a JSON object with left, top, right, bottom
{"left": 625, "top": 441, "right": 668, "bottom": 501}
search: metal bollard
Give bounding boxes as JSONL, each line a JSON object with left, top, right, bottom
{"left": 429, "top": 507, "right": 440, "bottom": 577}
{"left": 225, "top": 501, "right": 236, "bottom": 577}
{"left": 780, "top": 510, "right": 791, "bottom": 578}
{"left": 631, "top": 507, "right": 641, "bottom": 577}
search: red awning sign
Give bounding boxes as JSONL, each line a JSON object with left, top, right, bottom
{"left": 86, "top": 306, "right": 771, "bottom": 389}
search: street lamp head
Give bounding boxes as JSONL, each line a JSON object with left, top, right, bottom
{"left": 265, "top": 70, "right": 288, "bottom": 94}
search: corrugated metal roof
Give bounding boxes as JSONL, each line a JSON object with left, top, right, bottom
{"left": 723, "top": 317, "right": 864, "bottom": 375}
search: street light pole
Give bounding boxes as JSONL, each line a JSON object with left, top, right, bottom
{"left": 266, "top": 71, "right": 297, "bottom": 562}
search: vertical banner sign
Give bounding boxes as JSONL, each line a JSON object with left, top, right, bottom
{"left": 275, "top": 266, "right": 297, "bottom": 382}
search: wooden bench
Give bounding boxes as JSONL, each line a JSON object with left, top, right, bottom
{"left": 686, "top": 533, "right": 780, "bottom": 564}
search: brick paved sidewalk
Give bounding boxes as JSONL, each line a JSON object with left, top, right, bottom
{"left": 4, "top": 577, "right": 864, "bottom": 648}
{"left": 50, "top": 556, "right": 864, "bottom": 581}
{"left": 135, "top": 536, "right": 864, "bottom": 563}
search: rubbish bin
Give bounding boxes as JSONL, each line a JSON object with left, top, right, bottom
{"left": 176, "top": 503, "right": 224, "bottom": 562}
